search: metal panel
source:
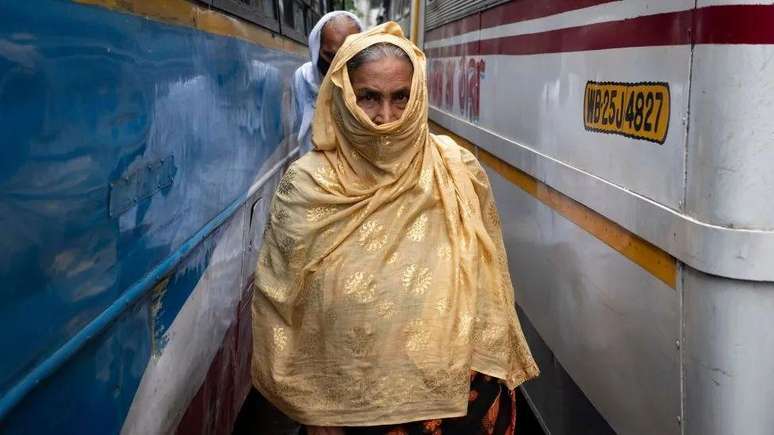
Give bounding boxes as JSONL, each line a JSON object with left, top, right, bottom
{"left": 208, "top": 0, "right": 281, "bottom": 32}
{"left": 486, "top": 166, "right": 681, "bottom": 435}
{"left": 476, "top": 48, "right": 689, "bottom": 210}
{"left": 517, "top": 307, "right": 616, "bottom": 435}
{"left": 425, "top": 2, "right": 774, "bottom": 435}
{"left": 120, "top": 153, "right": 295, "bottom": 435}
{"left": 424, "top": 0, "right": 774, "bottom": 282}
{"left": 431, "top": 108, "right": 774, "bottom": 283}
{"left": 684, "top": 268, "right": 774, "bottom": 435}
{"left": 121, "top": 200, "right": 248, "bottom": 435}
{"left": 425, "top": 0, "right": 507, "bottom": 31}
{"left": 427, "top": 1, "right": 696, "bottom": 210}
{"left": 109, "top": 156, "right": 176, "bottom": 217}
{"left": 425, "top": 0, "right": 478, "bottom": 31}
{"left": 686, "top": 44, "right": 774, "bottom": 230}
{"left": 0, "top": 1, "right": 302, "bottom": 431}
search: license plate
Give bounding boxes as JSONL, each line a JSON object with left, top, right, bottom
{"left": 583, "top": 81, "right": 670, "bottom": 144}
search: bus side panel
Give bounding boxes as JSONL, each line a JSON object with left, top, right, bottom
{"left": 427, "top": 1, "right": 693, "bottom": 210}
{"left": 428, "top": 1, "right": 774, "bottom": 434}
{"left": 686, "top": 43, "right": 774, "bottom": 229}
{"left": 486, "top": 165, "right": 680, "bottom": 435}
{"left": 684, "top": 268, "right": 774, "bottom": 435}
{"left": 425, "top": 1, "right": 694, "bottom": 433}
{"left": 0, "top": 1, "right": 300, "bottom": 432}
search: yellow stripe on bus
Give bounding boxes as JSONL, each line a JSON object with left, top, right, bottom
{"left": 76, "top": 0, "right": 308, "bottom": 57}
{"left": 430, "top": 122, "right": 677, "bottom": 289}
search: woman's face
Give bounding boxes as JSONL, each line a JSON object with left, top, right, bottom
{"left": 350, "top": 56, "right": 413, "bottom": 126}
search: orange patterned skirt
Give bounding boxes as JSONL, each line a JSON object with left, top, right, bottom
{"left": 341, "top": 372, "right": 516, "bottom": 435}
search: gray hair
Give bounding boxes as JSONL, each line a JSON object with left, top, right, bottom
{"left": 321, "top": 15, "right": 360, "bottom": 41}
{"left": 347, "top": 42, "right": 412, "bottom": 75}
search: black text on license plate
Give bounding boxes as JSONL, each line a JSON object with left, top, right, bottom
{"left": 583, "top": 81, "right": 671, "bottom": 144}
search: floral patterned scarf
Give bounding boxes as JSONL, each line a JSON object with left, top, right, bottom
{"left": 251, "top": 22, "right": 538, "bottom": 427}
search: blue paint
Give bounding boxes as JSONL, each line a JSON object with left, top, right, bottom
{"left": 108, "top": 156, "right": 177, "bottom": 217}
{"left": 0, "top": 171, "right": 268, "bottom": 431}
{"left": 1, "top": 301, "right": 153, "bottom": 434}
{"left": 0, "top": 0, "right": 302, "bottom": 432}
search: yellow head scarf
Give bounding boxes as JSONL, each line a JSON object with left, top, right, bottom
{"left": 252, "top": 22, "right": 538, "bottom": 427}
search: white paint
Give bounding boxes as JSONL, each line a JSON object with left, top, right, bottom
{"left": 427, "top": 1, "right": 774, "bottom": 433}
{"left": 686, "top": 44, "right": 774, "bottom": 229}
{"left": 488, "top": 166, "right": 681, "bottom": 435}
{"left": 431, "top": 46, "right": 690, "bottom": 209}
{"left": 121, "top": 212, "right": 245, "bottom": 435}
{"left": 120, "top": 150, "right": 294, "bottom": 435}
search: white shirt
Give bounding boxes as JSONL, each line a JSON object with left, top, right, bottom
{"left": 291, "top": 11, "right": 363, "bottom": 154}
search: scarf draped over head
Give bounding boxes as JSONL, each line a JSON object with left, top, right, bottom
{"left": 294, "top": 11, "right": 363, "bottom": 153}
{"left": 252, "top": 22, "right": 538, "bottom": 427}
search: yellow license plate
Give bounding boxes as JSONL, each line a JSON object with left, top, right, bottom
{"left": 583, "top": 82, "right": 670, "bottom": 144}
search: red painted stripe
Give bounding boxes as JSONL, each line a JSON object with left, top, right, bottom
{"left": 427, "top": 41, "right": 480, "bottom": 59}
{"left": 477, "top": 9, "right": 692, "bottom": 56}
{"left": 480, "top": 0, "right": 618, "bottom": 30}
{"left": 425, "top": 5, "right": 774, "bottom": 58}
{"left": 426, "top": 15, "right": 480, "bottom": 43}
{"left": 694, "top": 5, "right": 774, "bottom": 44}
{"left": 425, "top": 0, "right": 616, "bottom": 42}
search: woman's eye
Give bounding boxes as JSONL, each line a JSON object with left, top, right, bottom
{"left": 357, "top": 93, "right": 379, "bottom": 105}
{"left": 393, "top": 94, "right": 409, "bottom": 107}
{"left": 394, "top": 93, "right": 409, "bottom": 103}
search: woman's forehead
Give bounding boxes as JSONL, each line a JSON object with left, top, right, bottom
{"left": 350, "top": 57, "right": 413, "bottom": 89}
{"left": 347, "top": 42, "right": 414, "bottom": 78}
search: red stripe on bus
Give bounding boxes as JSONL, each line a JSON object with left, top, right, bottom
{"left": 480, "top": 0, "right": 618, "bottom": 30}
{"left": 425, "top": 0, "right": 617, "bottom": 43}
{"left": 477, "top": 9, "right": 692, "bottom": 56}
{"left": 426, "top": 15, "right": 480, "bottom": 43}
{"left": 427, "top": 41, "right": 480, "bottom": 58}
{"left": 694, "top": 5, "right": 774, "bottom": 44}
{"left": 425, "top": 5, "right": 774, "bottom": 58}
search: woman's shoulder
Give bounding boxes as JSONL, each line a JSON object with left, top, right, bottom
{"left": 279, "top": 150, "right": 329, "bottom": 189}
{"left": 272, "top": 153, "right": 327, "bottom": 211}
{"left": 291, "top": 149, "right": 327, "bottom": 171}
{"left": 431, "top": 133, "right": 482, "bottom": 171}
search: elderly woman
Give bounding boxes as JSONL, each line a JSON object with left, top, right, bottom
{"left": 252, "top": 23, "right": 538, "bottom": 435}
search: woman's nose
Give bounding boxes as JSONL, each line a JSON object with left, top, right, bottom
{"left": 376, "top": 101, "right": 395, "bottom": 125}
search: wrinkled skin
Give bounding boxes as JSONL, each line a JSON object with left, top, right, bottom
{"left": 350, "top": 56, "right": 413, "bottom": 125}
